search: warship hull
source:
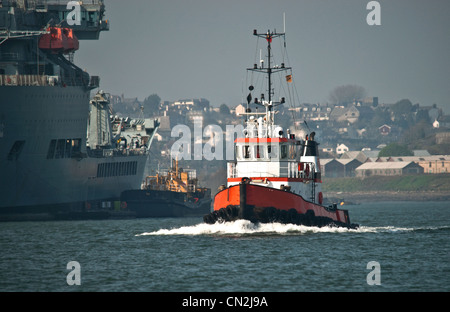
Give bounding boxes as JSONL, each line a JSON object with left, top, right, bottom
{"left": 0, "top": 1, "right": 160, "bottom": 221}
{"left": 0, "top": 84, "right": 149, "bottom": 220}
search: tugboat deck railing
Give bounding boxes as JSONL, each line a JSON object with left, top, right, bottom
{"left": 227, "top": 161, "right": 315, "bottom": 179}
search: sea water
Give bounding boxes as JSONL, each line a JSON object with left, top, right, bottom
{"left": 0, "top": 201, "right": 449, "bottom": 292}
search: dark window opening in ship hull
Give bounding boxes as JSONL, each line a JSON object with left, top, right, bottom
{"left": 8, "top": 140, "right": 26, "bottom": 161}
{"left": 96, "top": 161, "right": 138, "bottom": 178}
{"left": 47, "top": 140, "right": 57, "bottom": 159}
{"left": 47, "top": 138, "right": 82, "bottom": 159}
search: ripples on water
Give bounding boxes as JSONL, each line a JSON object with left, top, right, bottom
{"left": 0, "top": 201, "right": 449, "bottom": 292}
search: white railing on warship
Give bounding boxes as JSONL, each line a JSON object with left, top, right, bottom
{"left": 9, "top": 0, "right": 104, "bottom": 9}
{"left": 0, "top": 74, "right": 99, "bottom": 87}
{"left": 87, "top": 148, "right": 147, "bottom": 158}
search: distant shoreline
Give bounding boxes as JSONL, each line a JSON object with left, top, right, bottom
{"left": 324, "top": 191, "right": 450, "bottom": 204}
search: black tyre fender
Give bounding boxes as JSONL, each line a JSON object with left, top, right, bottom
{"left": 305, "top": 210, "right": 315, "bottom": 225}
{"left": 288, "top": 208, "right": 298, "bottom": 224}
{"left": 265, "top": 207, "right": 277, "bottom": 222}
{"left": 218, "top": 208, "right": 228, "bottom": 219}
{"left": 278, "top": 210, "right": 288, "bottom": 223}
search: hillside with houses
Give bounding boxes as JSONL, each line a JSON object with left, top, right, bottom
{"left": 108, "top": 91, "right": 450, "bottom": 195}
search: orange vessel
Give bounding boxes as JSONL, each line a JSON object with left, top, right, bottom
{"left": 203, "top": 29, "right": 358, "bottom": 229}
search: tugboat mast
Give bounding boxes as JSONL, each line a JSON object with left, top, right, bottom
{"left": 248, "top": 29, "right": 291, "bottom": 110}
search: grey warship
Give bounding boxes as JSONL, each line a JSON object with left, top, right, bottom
{"left": 0, "top": 1, "right": 159, "bottom": 220}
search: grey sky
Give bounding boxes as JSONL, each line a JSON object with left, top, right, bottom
{"left": 76, "top": 0, "right": 450, "bottom": 113}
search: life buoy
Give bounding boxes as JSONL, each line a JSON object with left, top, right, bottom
{"left": 121, "top": 201, "right": 127, "bottom": 209}
{"left": 318, "top": 192, "right": 323, "bottom": 204}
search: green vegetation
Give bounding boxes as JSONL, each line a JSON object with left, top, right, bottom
{"left": 219, "top": 103, "right": 230, "bottom": 115}
{"left": 322, "top": 174, "right": 450, "bottom": 192}
{"left": 329, "top": 84, "right": 367, "bottom": 106}
{"left": 378, "top": 143, "right": 413, "bottom": 157}
{"left": 143, "top": 94, "right": 161, "bottom": 114}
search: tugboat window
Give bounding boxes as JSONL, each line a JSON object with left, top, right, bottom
{"left": 256, "top": 144, "right": 265, "bottom": 159}
{"left": 289, "top": 145, "right": 296, "bottom": 159}
{"left": 281, "top": 144, "right": 288, "bottom": 159}
{"left": 236, "top": 145, "right": 242, "bottom": 160}
{"left": 268, "top": 144, "right": 278, "bottom": 159}
{"left": 244, "top": 145, "right": 250, "bottom": 159}
{"left": 296, "top": 145, "right": 302, "bottom": 160}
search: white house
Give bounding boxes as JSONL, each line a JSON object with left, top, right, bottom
{"left": 336, "top": 144, "right": 349, "bottom": 155}
{"left": 433, "top": 119, "right": 440, "bottom": 128}
{"left": 235, "top": 104, "right": 246, "bottom": 116}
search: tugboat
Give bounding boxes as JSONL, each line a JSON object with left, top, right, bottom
{"left": 121, "top": 159, "right": 211, "bottom": 218}
{"left": 203, "top": 29, "right": 358, "bottom": 229}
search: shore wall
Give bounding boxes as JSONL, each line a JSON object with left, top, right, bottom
{"left": 324, "top": 190, "right": 450, "bottom": 204}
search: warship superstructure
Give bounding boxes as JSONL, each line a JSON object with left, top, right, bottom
{"left": 0, "top": 1, "right": 159, "bottom": 220}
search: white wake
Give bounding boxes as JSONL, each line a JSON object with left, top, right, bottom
{"left": 136, "top": 220, "right": 450, "bottom": 236}
{"left": 135, "top": 220, "right": 402, "bottom": 236}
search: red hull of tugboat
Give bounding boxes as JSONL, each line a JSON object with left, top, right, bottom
{"left": 204, "top": 179, "right": 357, "bottom": 229}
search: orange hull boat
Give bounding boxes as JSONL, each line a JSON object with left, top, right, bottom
{"left": 203, "top": 28, "right": 358, "bottom": 229}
